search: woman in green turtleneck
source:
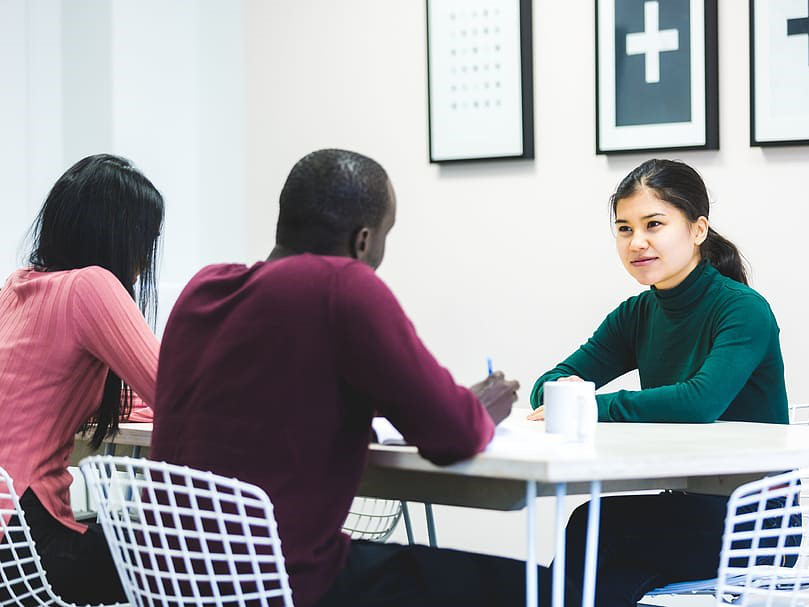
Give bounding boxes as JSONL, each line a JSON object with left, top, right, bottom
{"left": 528, "top": 159, "right": 791, "bottom": 606}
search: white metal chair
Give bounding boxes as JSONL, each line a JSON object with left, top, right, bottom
{"left": 0, "top": 465, "right": 127, "bottom": 607}
{"left": 342, "top": 498, "right": 405, "bottom": 542}
{"left": 715, "top": 468, "right": 809, "bottom": 605}
{"left": 78, "top": 456, "right": 294, "bottom": 607}
{"left": 644, "top": 404, "right": 809, "bottom": 603}
{"left": 341, "top": 498, "right": 438, "bottom": 546}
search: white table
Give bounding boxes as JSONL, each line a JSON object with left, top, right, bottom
{"left": 88, "top": 414, "right": 809, "bottom": 607}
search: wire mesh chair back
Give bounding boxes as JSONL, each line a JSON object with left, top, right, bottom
{"left": 715, "top": 468, "right": 809, "bottom": 606}
{"left": 1, "top": 466, "right": 107, "bottom": 607}
{"left": 341, "top": 498, "right": 402, "bottom": 542}
{"left": 646, "top": 406, "right": 809, "bottom": 601}
{"left": 79, "top": 456, "right": 294, "bottom": 607}
{"left": 789, "top": 404, "right": 809, "bottom": 573}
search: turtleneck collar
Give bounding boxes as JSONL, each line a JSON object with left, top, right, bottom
{"left": 651, "top": 259, "right": 716, "bottom": 313}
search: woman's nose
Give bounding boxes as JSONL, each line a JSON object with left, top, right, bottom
{"left": 629, "top": 233, "right": 648, "bottom": 251}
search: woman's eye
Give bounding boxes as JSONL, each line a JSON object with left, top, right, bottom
{"left": 617, "top": 225, "right": 632, "bottom": 233}
{"left": 647, "top": 221, "right": 662, "bottom": 229}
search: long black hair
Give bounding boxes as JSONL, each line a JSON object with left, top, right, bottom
{"left": 28, "top": 154, "right": 164, "bottom": 448}
{"left": 610, "top": 159, "right": 748, "bottom": 285}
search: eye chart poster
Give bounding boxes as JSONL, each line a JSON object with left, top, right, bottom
{"left": 427, "top": 0, "right": 533, "bottom": 162}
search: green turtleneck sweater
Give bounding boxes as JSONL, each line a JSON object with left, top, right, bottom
{"left": 530, "top": 261, "right": 788, "bottom": 424}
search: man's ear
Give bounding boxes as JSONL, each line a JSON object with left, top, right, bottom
{"left": 351, "top": 227, "right": 371, "bottom": 260}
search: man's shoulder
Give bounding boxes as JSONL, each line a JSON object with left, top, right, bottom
{"left": 270, "top": 254, "right": 371, "bottom": 276}
{"left": 188, "top": 262, "right": 250, "bottom": 284}
{"left": 258, "top": 255, "right": 382, "bottom": 291}
{"left": 176, "top": 256, "right": 380, "bottom": 307}
{"left": 200, "top": 254, "right": 370, "bottom": 280}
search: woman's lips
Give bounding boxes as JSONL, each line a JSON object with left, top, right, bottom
{"left": 631, "top": 257, "right": 658, "bottom": 266}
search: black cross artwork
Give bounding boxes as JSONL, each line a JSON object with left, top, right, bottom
{"left": 787, "top": 0, "right": 809, "bottom": 65}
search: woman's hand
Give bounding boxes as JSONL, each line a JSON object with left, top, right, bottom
{"left": 526, "top": 406, "right": 544, "bottom": 421}
{"left": 525, "top": 376, "right": 583, "bottom": 421}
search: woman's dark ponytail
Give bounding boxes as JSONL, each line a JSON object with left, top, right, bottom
{"left": 611, "top": 159, "right": 748, "bottom": 285}
{"left": 701, "top": 227, "right": 748, "bottom": 285}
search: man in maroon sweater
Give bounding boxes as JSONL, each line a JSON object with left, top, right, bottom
{"left": 151, "top": 149, "right": 532, "bottom": 607}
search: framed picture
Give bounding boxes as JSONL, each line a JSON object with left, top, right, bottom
{"left": 596, "top": 0, "right": 719, "bottom": 154}
{"left": 750, "top": 0, "right": 809, "bottom": 146}
{"left": 426, "top": 0, "right": 534, "bottom": 163}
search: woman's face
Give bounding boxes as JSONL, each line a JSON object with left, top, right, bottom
{"left": 614, "top": 187, "right": 708, "bottom": 290}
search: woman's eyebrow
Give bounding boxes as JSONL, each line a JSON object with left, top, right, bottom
{"left": 614, "top": 212, "right": 667, "bottom": 224}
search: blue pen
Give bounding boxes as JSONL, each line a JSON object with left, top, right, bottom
{"left": 487, "top": 357, "right": 493, "bottom": 376}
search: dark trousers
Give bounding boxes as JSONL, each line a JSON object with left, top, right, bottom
{"left": 314, "top": 540, "right": 558, "bottom": 607}
{"left": 558, "top": 491, "right": 730, "bottom": 607}
{"left": 317, "top": 491, "right": 798, "bottom": 607}
{"left": 0, "top": 489, "right": 126, "bottom": 606}
{"left": 561, "top": 490, "right": 800, "bottom": 607}
{"left": 313, "top": 493, "right": 727, "bottom": 607}
{"left": 314, "top": 494, "right": 728, "bottom": 607}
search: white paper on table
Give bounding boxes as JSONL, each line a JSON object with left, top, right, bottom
{"left": 485, "top": 422, "right": 563, "bottom": 454}
{"left": 372, "top": 413, "right": 593, "bottom": 456}
{"left": 485, "top": 412, "right": 597, "bottom": 457}
{"left": 371, "top": 417, "right": 406, "bottom": 445}
{"left": 371, "top": 415, "right": 552, "bottom": 450}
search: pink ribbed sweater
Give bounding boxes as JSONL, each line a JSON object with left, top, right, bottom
{"left": 0, "top": 266, "right": 158, "bottom": 537}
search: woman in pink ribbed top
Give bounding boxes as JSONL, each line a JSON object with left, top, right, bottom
{"left": 0, "top": 154, "right": 163, "bottom": 604}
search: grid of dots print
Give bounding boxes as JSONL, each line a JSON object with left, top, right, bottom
{"left": 446, "top": 7, "right": 505, "bottom": 111}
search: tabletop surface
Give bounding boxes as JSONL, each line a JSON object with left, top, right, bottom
{"left": 102, "top": 410, "right": 809, "bottom": 484}
{"left": 373, "top": 413, "right": 809, "bottom": 483}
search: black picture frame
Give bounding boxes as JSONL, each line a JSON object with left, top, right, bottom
{"left": 750, "top": 0, "right": 809, "bottom": 147}
{"left": 595, "top": 0, "right": 719, "bottom": 155}
{"left": 426, "top": 0, "right": 534, "bottom": 163}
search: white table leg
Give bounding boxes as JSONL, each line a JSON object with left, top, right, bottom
{"left": 526, "top": 480, "right": 537, "bottom": 607}
{"left": 553, "top": 482, "right": 567, "bottom": 607}
{"left": 581, "top": 480, "right": 602, "bottom": 607}
{"left": 425, "top": 503, "right": 438, "bottom": 547}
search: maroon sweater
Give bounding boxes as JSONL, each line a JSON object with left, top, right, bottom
{"left": 151, "top": 255, "right": 495, "bottom": 607}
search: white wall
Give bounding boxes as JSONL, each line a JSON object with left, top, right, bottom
{"left": 0, "top": 0, "right": 32, "bottom": 278}
{"left": 244, "top": 0, "right": 809, "bottom": 561}
{"left": 107, "top": 0, "right": 249, "bottom": 332}
{"left": 0, "top": 0, "right": 65, "bottom": 280}
{"left": 0, "top": 0, "right": 249, "bottom": 333}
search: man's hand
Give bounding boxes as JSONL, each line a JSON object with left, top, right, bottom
{"left": 525, "top": 375, "right": 583, "bottom": 421}
{"left": 469, "top": 371, "right": 520, "bottom": 426}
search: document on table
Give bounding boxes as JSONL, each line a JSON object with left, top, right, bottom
{"left": 484, "top": 417, "right": 571, "bottom": 455}
{"left": 371, "top": 417, "right": 407, "bottom": 445}
{"left": 371, "top": 413, "right": 583, "bottom": 455}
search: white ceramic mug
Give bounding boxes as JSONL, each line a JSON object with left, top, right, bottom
{"left": 543, "top": 380, "right": 598, "bottom": 442}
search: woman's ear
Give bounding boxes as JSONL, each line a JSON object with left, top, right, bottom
{"left": 694, "top": 216, "right": 709, "bottom": 246}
